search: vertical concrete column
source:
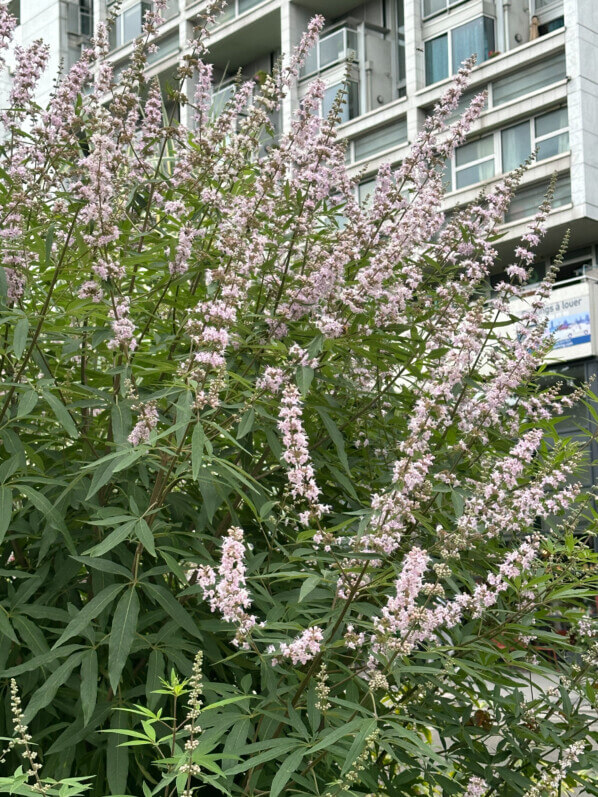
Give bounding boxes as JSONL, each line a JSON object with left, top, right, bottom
{"left": 179, "top": 0, "right": 194, "bottom": 128}
{"left": 564, "top": 0, "right": 598, "bottom": 220}
{"left": 281, "top": 1, "right": 310, "bottom": 134}
{"left": 404, "top": 0, "right": 422, "bottom": 146}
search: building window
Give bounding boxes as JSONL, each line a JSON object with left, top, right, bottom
{"left": 300, "top": 27, "right": 358, "bottom": 79}
{"left": 501, "top": 122, "right": 531, "bottom": 173}
{"left": 397, "top": 0, "right": 406, "bottom": 97}
{"left": 350, "top": 118, "right": 408, "bottom": 163}
{"left": 455, "top": 134, "right": 494, "bottom": 189}
{"left": 452, "top": 17, "right": 495, "bottom": 71}
{"left": 218, "top": 0, "right": 266, "bottom": 24}
{"left": 422, "top": 0, "right": 469, "bottom": 19}
{"left": 79, "top": 1, "right": 92, "bottom": 36}
{"left": 501, "top": 106, "right": 569, "bottom": 173}
{"left": 358, "top": 177, "right": 377, "bottom": 208}
{"left": 535, "top": 106, "right": 569, "bottom": 160}
{"left": 505, "top": 173, "right": 571, "bottom": 223}
{"left": 425, "top": 34, "right": 449, "bottom": 84}
{"left": 492, "top": 52, "right": 566, "bottom": 106}
{"left": 323, "top": 81, "right": 359, "bottom": 124}
{"left": 539, "top": 16, "right": 564, "bottom": 35}
{"left": 110, "top": 2, "right": 151, "bottom": 50}
{"left": 424, "top": 16, "right": 495, "bottom": 85}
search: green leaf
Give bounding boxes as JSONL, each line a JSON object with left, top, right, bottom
{"left": 0, "top": 607, "right": 18, "bottom": 643}
{"left": 1, "top": 645, "right": 84, "bottom": 677}
{"left": 270, "top": 748, "right": 304, "bottom": 797}
{"left": 133, "top": 518, "right": 155, "bottom": 556}
{"left": 80, "top": 649, "right": 98, "bottom": 725}
{"left": 84, "top": 520, "right": 136, "bottom": 557}
{"left": 23, "top": 651, "right": 85, "bottom": 723}
{"left": 316, "top": 407, "right": 350, "bottom": 474}
{"left": 224, "top": 739, "right": 297, "bottom": 775}
{"left": 299, "top": 574, "right": 320, "bottom": 603}
{"left": 111, "top": 402, "right": 132, "bottom": 445}
{"left": 340, "top": 718, "right": 377, "bottom": 776}
{"left": 42, "top": 390, "right": 79, "bottom": 439}
{"left": 45, "top": 223, "right": 55, "bottom": 265}
{"left": 12, "top": 317, "right": 29, "bottom": 359}
{"left": 191, "top": 421, "right": 204, "bottom": 480}
{"left": 107, "top": 709, "right": 129, "bottom": 795}
{"left": 237, "top": 407, "right": 255, "bottom": 439}
{"left": 16, "top": 389, "right": 38, "bottom": 418}
{"left": 297, "top": 366, "right": 314, "bottom": 397}
{"left": 86, "top": 456, "right": 119, "bottom": 500}
{"left": 309, "top": 718, "right": 363, "bottom": 754}
{"left": 53, "top": 584, "right": 124, "bottom": 648}
{"left": 108, "top": 587, "right": 139, "bottom": 692}
{"left": 0, "top": 485, "right": 12, "bottom": 546}
{"left": 143, "top": 583, "right": 202, "bottom": 640}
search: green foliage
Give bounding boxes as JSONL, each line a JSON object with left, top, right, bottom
{"left": 0, "top": 5, "right": 597, "bottom": 797}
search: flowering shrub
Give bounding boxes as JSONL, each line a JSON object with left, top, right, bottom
{"left": 0, "top": 1, "right": 597, "bottom": 795}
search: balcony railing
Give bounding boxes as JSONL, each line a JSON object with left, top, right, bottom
{"left": 108, "top": 1, "right": 178, "bottom": 51}
{"left": 300, "top": 27, "right": 359, "bottom": 79}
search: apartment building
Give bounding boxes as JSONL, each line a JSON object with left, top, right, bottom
{"left": 0, "top": 1, "right": 92, "bottom": 107}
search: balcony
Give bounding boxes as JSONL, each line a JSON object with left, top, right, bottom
{"left": 108, "top": 0, "right": 178, "bottom": 52}
{"left": 300, "top": 26, "right": 358, "bottom": 79}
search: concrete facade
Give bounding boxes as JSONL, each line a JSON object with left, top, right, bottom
{"left": 0, "top": 1, "right": 92, "bottom": 108}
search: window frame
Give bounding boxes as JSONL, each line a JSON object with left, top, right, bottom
{"left": 110, "top": 2, "right": 152, "bottom": 50}
{"left": 421, "top": 0, "right": 470, "bottom": 21}
{"left": 300, "top": 27, "right": 359, "bottom": 80}
{"left": 533, "top": 106, "right": 569, "bottom": 162}
{"left": 423, "top": 15, "right": 496, "bottom": 87}
{"left": 348, "top": 117, "right": 408, "bottom": 164}
{"left": 217, "top": 0, "right": 269, "bottom": 25}
{"left": 448, "top": 104, "right": 570, "bottom": 193}
{"left": 453, "top": 133, "right": 496, "bottom": 190}
{"left": 322, "top": 80, "right": 360, "bottom": 124}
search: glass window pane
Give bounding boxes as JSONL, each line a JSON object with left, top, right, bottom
{"left": 300, "top": 47, "right": 318, "bottom": 77}
{"left": 423, "top": 0, "right": 446, "bottom": 16}
{"left": 324, "top": 82, "right": 359, "bottom": 123}
{"left": 346, "top": 80, "right": 360, "bottom": 122}
{"left": 239, "top": 0, "right": 263, "bottom": 12}
{"left": 347, "top": 30, "right": 358, "bottom": 54}
{"left": 320, "top": 30, "right": 345, "bottom": 69}
{"left": 211, "top": 84, "right": 235, "bottom": 117}
{"left": 358, "top": 178, "right": 376, "bottom": 208}
{"left": 444, "top": 86, "right": 488, "bottom": 123}
{"left": 536, "top": 131, "right": 569, "bottom": 160}
{"left": 505, "top": 174, "right": 570, "bottom": 222}
{"left": 455, "top": 158, "right": 494, "bottom": 189}
{"left": 535, "top": 106, "right": 568, "bottom": 138}
{"left": 539, "top": 16, "right": 564, "bottom": 35}
{"left": 501, "top": 122, "right": 531, "bottom": 172}
{"left": 492, "top": 53, "right": 566, "bottom": 106}
{"left": 425, "top": 34, "right": 448, "bottom": 85}
{"left": 123, "top": 5, "right": 143, "bottom": 43}
{"left": 353, "top": 118, "right": 407, "bottom": 161}
{"left": 218, "top": 4, "right": 235, "bottom": 23}
{"left": 455, "top": 135, "right": 493, "bottom": 167}
{"left": 452, "top": 17, "right": 494, "bottom": 72}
